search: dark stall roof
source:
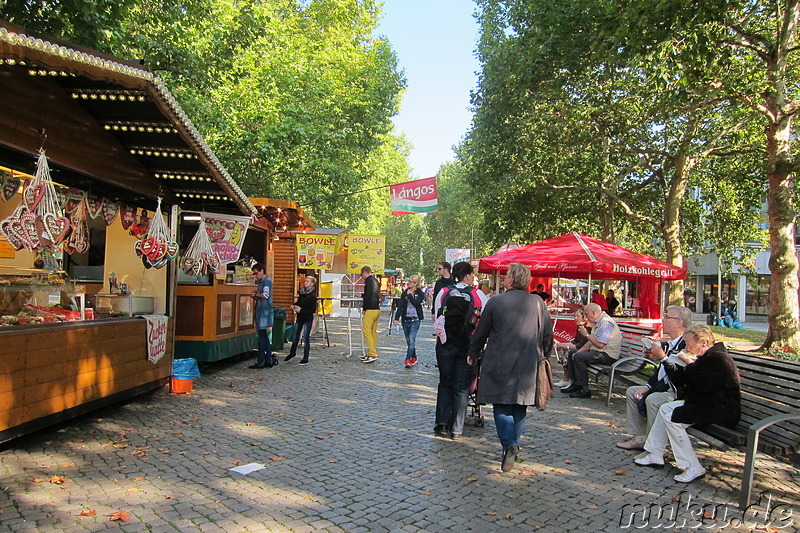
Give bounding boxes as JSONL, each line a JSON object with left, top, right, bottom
{"left": 0, "top": 21, "right": 256, "bottom": 216}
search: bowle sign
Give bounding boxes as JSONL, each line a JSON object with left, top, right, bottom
{"left": 390, "top": 177, "right": 438, "bottom": 215}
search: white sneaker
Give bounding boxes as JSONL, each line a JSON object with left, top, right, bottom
{"left": 634, "top": 452, "right": 665, "bottom": 468}
{"left": 674, "top": 465, "right": 705, "bottom": 483}
{"left": 554, "top": 379, "right": 571, "bottom": 388}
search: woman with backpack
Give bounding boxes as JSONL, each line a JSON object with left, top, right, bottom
{"left": 433, "top": 261, "right": 488, "bottom": 440}
{"left": 393, "top": 275, "right": 425, "bottom": 368}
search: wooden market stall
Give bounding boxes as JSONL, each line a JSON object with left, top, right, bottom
{"left": 0, "top": 21, "right": 257, "bottom": 442}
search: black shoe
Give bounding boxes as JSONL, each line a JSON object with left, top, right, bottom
{"left": 298, "top": 359, "right": 309, "bottom": 365}
{"left": 433, "top": 424, "right": 448, "bottom": 435}
{"left": 450, "top": 433, "right": 462, "bottom": 441}
{"left": 271, "top": 359, "right": 279, "bottom": 367}
{"left": 284, "top": 353, "right": 296, "bottom": 362}
{"left": 570, "top": 387, "right": 592, "bottom": 399}
{"left": 248, "top": 364, "right": 266, "bottom": 369}
{"left": 560, "top": 383, "right": 581, "bottom": 394}
{"left": 501, "top": 445, "right": 519, "bottom": 472}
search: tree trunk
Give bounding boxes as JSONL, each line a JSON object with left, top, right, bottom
{"left": 762, "top": 114, "right": 800, "bottom": 350}
{"left": 663, "top": 153, "right": 689, "bottom": 307}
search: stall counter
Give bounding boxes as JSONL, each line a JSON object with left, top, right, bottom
{"left": 175, "top": 281, "right": 257, "bottom": 362}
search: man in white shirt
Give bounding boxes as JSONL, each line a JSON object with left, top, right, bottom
{"left": 616, "top": 306, "right": 692, "bottom": 450}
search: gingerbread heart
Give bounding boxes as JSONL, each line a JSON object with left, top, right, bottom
{"left": 150, "top": 255, "right": 170, "bottom": 270}
{"left": 140, "top": 237, "right": 156, "bottom": 257}
{"left": 149, "top": 241, "right": 167, "bottom": 262}
{"left": 23, "top": 183, "right": 45, "bottom": 211}
{"left": 64, "top": 188, "right": 85, "bottom": 214}
{"left": 102, "top": 201, "right": 119, "bottom": 226}
{"left": 142, "top": 254, "right": 152, "bottom": 269}
{"left": 86, "top": 196, "right": 105, "bottom": 219}
{"left": 0, "top": 218, "right": 25, "bottom": 250}
{"left": 165, "top": 241, "right": 179, "bottom": 259}
{"left": 73, "top": 237, "right": 88, "bottom": 254}
{"left": 43, "top": 213, "right": 71, "bottom": 244}
{"left": 191, "top": 257, "right": 205, "bottom": 276}
{"left": 1, "top": 174, "right": 20, "bottom": 202}
{"left": 182, "top": 257, "right": 196, "bottom": 273}
{"left": 19, "top": 212, "right": 40, "bottom": 251}
{"left": 134, "top": 239, "right": 144, "bottom": 257}
{"left": 120, "top": 204, "right": 136, "bottom": 230}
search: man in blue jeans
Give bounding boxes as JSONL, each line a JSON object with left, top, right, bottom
{"left": 249, "top": 263, "right": 276, "bottom": 369}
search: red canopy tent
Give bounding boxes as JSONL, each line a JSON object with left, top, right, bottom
{"left": 478, "top": 233, "right": 687, "bottom": 319}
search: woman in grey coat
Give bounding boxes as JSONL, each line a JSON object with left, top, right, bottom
{"left": 468, "top": 262, "right": 554, "bottom": 472}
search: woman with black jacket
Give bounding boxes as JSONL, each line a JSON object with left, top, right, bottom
{"left": 393, "top": 275, "right": 425, "bottom": 368}
{"left": 285, "top": 276, "right": 317, "bottom": 365}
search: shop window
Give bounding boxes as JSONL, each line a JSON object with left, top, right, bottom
{"left": 745, "top": 274, "right": 770, "bottom": 315}
{"left": 65, "top": 217, "right": 106, "bottom": 281}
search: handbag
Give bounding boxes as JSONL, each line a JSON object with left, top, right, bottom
{"left": 534, "top": 297, "right": 555, "bottom": 411}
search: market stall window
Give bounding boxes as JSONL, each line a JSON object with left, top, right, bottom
{"left": 64, "top": 215, "right": 106, "bottom": 281}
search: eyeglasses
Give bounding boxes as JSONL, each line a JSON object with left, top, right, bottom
{"left": 664, "top": 316, "right": 681, "bottom": 321}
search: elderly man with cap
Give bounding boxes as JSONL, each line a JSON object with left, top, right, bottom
{"left": 561, "top": 302, "right": 621, "bottom": 399}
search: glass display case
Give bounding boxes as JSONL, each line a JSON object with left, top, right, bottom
{"left": 0, "top": 266, "right": 86, "bottom": 327}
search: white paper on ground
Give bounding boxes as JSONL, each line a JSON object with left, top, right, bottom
{"left": 229, "top": 463, "right": 266, "bottom": 475}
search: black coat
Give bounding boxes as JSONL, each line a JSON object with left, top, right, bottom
{"left": 394, "top": 288, "right": 425, "bottom": 321}
{"left": 293, "top": 290, "right": 317, "bottom": 320}
{"left": 670, "top": 342, "right": 741, "bottom": 428}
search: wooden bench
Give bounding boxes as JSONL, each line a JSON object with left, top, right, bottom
{"left": 682, "top": 349, "right": 800, "bottom": 509}
{"left": 586, "top": 322, "right": 658, "bottom": 406}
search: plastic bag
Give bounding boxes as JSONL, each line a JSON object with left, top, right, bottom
{"left": 172, "top": 358, "right": 201, "bottom": 380}
{"left": 273, "top": 306, "right": 287, "bottom": 321}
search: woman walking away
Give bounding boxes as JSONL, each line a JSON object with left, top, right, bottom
{"left": 394, "top": 275, "right": 425, "bottom": 368}
{"left": 468, "top": 262, "right": 554, "bottom": 472}
{"left": 285, "top": 276, "right": 317, "bottom": 365}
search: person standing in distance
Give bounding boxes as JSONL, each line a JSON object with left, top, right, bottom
{"left": 284, "top": 276, "right": 318, "bottom": 366}
{"left": 432, "top": 261, "right": 454, "bottom": 317}
{"left": 468, "top": 262, "right": 554, "bottom": 472}
{"left": 250, "top": 263, "right": 275, "bottom": 369}
{"left": 393, "top": 275, "right": 425, "bottom": 368}
{"left": 360, "top": 266, "right": 381, "bottom": 364}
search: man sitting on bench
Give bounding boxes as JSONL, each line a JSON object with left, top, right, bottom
{"left": 561, "top": 302, "right": 621, "bottom": 399}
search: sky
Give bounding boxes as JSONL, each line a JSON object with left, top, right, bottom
{"left": 376, "top": 0, "right": 482, "bottom": 180}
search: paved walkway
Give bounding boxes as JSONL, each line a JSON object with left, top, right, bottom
{"left": 1, "top": 312, "right": 797, "bottom": 532}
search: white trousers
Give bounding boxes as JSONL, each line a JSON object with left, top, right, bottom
{"left": 643, "top": 400, "right": 701, "bottom": 470}
{"left": 625, "top": 386, "right": 675, "bottom": 437}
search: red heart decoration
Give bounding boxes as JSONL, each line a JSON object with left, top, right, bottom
{"left": 140, "top": 237, "right": 156, "bottom": 256}
{"left": 146, "top": 239, "right": 166, "bottom": 262}
{"left": 206, "top": 227, "right": 226, "bottom": 243}
{"left": 86, "top": 196, "right": 105, "bottom": 219}
{"left": 1, "top": 175, "right": 20, "bottom": 202}
{"left": 134, "top": 239, "right": 144, "bottom": 257}
{"left": 120, "top": 204, "right": 136, "bottom": 230}
{"left": 102, "top": 201, "right": 119, "bottom": 226}
{"left": 23, "top": 183, "right": 45, "bottom": 211}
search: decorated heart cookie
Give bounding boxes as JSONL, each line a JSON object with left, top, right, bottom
{"left": 19, "top": 211, "right": 40, "bottom": 251}
{"left": 1, "top": 174, "right": 20, "bottom": 202}
{"left": 102, "top": 201, "right": 119, "bottom": 226}
{"left": 86, "top": 195, "right": 105, "bottom": 219}
{"left": 64, "top": 188, "right": 85, "bottom": 214}
{"left": 23, "top": 183, "right": 45, "bottom": 211}
{"left": 119, "top": 203, "right": 136, "bottom": 230}
{"left": 165, "top": 241, "right": 179, "bottom": 259}
{"left": 0, "top": 218, "right": 25, "bottom": 250}
{"left": 42, "top": 212, "right": 71, "bottom": 244}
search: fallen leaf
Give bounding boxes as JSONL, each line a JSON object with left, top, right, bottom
{"left": 79, "top": 509, "right": 96, "bottom": 517}
{"left": 305, "top": 496, "right": 314, "bottom": 500}
{"left": 60, "top": 462, "right": 75, "bottom": 467}
{"left": 232, "top": 461, "right": 241, "bottom": 466}
{"left": 671, "top": 495, "right": 681, "bottom": 503}
{"left": 256, "top": 376, "right": 264, "bottom": 381}
{"left": 276, "top": 413, "right": 286, "bottom": 417}
{"left": 314, "top": 435, "right": 325, "bottom": 440}
{"left": 504, "top": 514, "right": 514, "bottom": 520}
{"left": 484, "top": 511, "right": 497, "bottom": 516}
{"left": 172, "top": 431, "right": 183, "bottom": 436}
{"left": 245, "top": 423, "right": 255, "bottom": 426}
{"left": 269, "top": 456, "right": 283, "bottom": 462}
{"left": 128, "top": 487, "right": 139, "bottom": 492}
{"left": 250, "top": 442, "right": 261, "bottom": 447}
{"left": 606, "top": 421, "right": 617, "bottom": 429}
{"left": 306, "top": 418, "right": 314, "bottom": 423}
{"left": 328, "top": 459, "right": 337, "bottom": 463}
{"left": 703, "top": 510, "right": 714, "bottom": 519}
{"left": 203, "top": 451, "right": 212, "bottom": 455}
{"left": 113, "top": 443, "right": 129, "bottom": 449}
{"left": 553, "top": 468, "right": 567, "bottom": 474}
{"left": 422, "top": 490, "right": 431, "bottom": 496}
{"left": 587, "top": 504, "right": 598, "bottom": 510}
{"left": 32, "top": 478, "right": 43, "bottom": 483}
{"left": 228, "top": 382, "right": 234, "bottom": 388}
{"left": 44, "top": 441, "right": 53, "bottom": 445}
{"left": 165, "top": 496, "right": 175, "bottom": 500}
{"left": 520, "top": 470, "right": 536, "bottom": 476}
{"left": 49, "top": 476, "right": 66, "bottom": 485}
{"left": 564, "top": 460, "right": 572, "bottom": 465}
{"left": 614, "top": 469, "right": 628, "bottom": 476}
{"left": 466, "top": 477, "right": 477, "bottom": 482}
{"left": 109, "top": 511, "right": 129, "bottom": 522}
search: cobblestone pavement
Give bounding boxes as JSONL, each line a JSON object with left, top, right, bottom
{"left": 1, "top": 311, "right": 797, "bottom": 532}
